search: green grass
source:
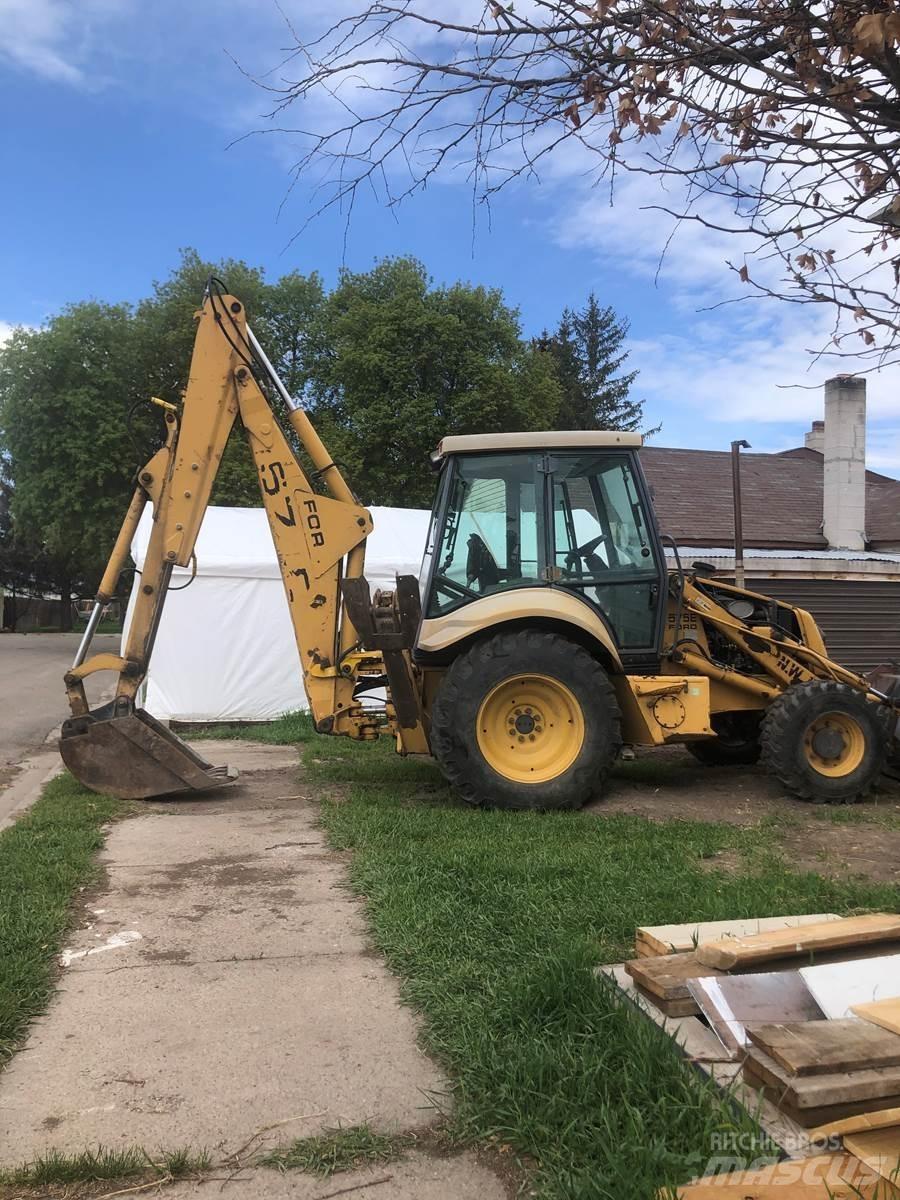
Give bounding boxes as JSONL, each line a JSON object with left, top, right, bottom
{"left": 0, "top": 774, "right": 125, "bottom": 1065}
{"left": 178, "top": 710, "right": 316, "bottom": 745}
{"left": 306, "top": 738, "right": 900, "bottom": 1200}
{"left": 262, "top": 1124, "right": 412, "bottom": 1177}
{"left": 0, "top": 1145, "right": 209, "bottom": 1186}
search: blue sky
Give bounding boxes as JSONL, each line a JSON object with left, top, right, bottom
{"left": 2, "top": 0, "right": 898, "bottom": 475}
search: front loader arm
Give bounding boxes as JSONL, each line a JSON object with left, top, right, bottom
{"left": 61, "top": 290, "right": 384, "bottom": 799}
{"left": 669, "top": 575, "right": 891, "bottom": 704}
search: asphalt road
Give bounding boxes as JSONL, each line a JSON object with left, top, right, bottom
{"left": 0, "top": 633, "right": 120, "bottom": 772}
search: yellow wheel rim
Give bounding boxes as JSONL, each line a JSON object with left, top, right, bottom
{"left": 476, "top": 673, "right": 585, "bottom": 785}
{"left": 803, "top": 711, "right": 866, "bottom": 778}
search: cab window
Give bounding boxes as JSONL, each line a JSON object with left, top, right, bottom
{"left": 427, "top": 454, "right": 544, "bottom": 616}
{"left": 551, "top": 454, "right": 661, "bottom": 649}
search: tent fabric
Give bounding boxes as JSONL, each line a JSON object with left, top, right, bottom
{"left": 124, "top": 505, "right": 431, "bottom": 722}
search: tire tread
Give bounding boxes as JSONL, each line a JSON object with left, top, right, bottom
{"left": 760, "top": 680, "right": 887, "bottom": 803}
{"left": 430, "top": 629, "right": 620, "bottom": 810}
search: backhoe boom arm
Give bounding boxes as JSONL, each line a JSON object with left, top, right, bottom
{"left": 61, "top": 290, "right": 394, "bottom": 798}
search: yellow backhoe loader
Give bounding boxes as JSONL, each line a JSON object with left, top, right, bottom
{"left": 60, "top": 284, "right": 900, "bottom": 809}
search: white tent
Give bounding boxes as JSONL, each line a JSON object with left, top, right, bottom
{"left": 124, "top": 505, "right": 431, "bottom": 722}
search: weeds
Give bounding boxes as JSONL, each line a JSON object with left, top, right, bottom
{"left": 0, "top": 1145, "right": 209, "bottom": 1186}
{"left": 262, "top": 1124, "right": 411, "bottom": 1177}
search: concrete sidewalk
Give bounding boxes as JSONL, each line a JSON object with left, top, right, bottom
{"left": 0, "top": 741, "right": 505, "bottom": 1198}
{"left": 0, "top": 748, "right": 62, "bottom": 833}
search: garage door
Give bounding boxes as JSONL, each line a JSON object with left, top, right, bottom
{"left": 751, "top": 578, "right": 900, "bottom": 672}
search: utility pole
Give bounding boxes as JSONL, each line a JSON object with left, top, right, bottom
{"left": 731, "top": 439, "right": 751, "bottom": 589}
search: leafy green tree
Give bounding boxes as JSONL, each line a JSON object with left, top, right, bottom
{"left": 131, "top": 250, "right": 327, "bottom": 505}
{"left": 0, "top": 304, "right": 147, "bottom": 626}
{"left": 0, "top": 458, "right": 59, "bottom": 630}
{"left": 307, "top": 257, "right": 561, "bottom": 506}
{"left": 541, "top": 295, "right": 645, "bottom": 433}
{"left": 0, "top": 250, "right": 581, "bottom": 615}
{"left": 256, "top": 270, "right": 326, "bottom": 399}
{"left": 0, "top": 252, "right": 329, "bottom": 616}
{"left": 133, "top": 250, "right": 272, "bottom": 507}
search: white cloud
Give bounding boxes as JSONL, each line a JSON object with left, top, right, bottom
{"left": 0, "top": 0, "right": 130, "bottom": 85}
{"left": 547, "top": 165, "right": 900, "bottom": 472}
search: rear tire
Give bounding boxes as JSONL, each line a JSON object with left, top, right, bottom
{"left": 760, "top": 681, "right": 888, "bottom": 803}
{"left": 430, "top": 629, "right": 621, "bottom": 810}
{"left": 686, "top": 713, "right": 762, "bottom": 767}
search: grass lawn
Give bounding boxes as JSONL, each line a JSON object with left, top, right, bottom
{"left": 195, "top": 714, "right": 900, "bottom": 1197}
{"left": 175, "top": 710, "right": 314, "bottom": 745}
{"left": 6, "top": 717, "right": 899, "bottom": 1197}
{"left": 0, "top": 775, "right": 124, "bottom": 1065}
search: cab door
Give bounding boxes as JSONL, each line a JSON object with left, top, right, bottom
{"left": 548, "top": 452, "right": 666, "bottom": 665}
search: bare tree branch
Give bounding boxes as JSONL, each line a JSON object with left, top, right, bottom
{"left": 255, "top": 0, "right": 900, "bottom": 358}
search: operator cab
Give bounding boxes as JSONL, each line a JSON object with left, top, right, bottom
{"left": 421, "top": 432, "right": 667, "bottom": 663}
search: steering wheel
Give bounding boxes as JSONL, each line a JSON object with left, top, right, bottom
{"left": 565, "top": 533, "right": 610, "bottom": 578}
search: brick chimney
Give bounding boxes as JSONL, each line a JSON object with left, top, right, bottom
{"left": 823, "top": 375, "right": 866, "bottom": 551}
{"left": 804, "top": 420, "right": 825, "bottom": 452}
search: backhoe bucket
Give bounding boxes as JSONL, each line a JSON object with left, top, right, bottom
{"left": 59, "top": 700, "right": 237, "bottom": 800}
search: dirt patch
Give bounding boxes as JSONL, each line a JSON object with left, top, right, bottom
{"left": 592, "top": 750, "right": 790, "bottom": 825}
{"left": 587, "top": 746, "right": 900, "bottom": 885}
{"left": 144, "top": 769, "right": 312, "bottom": 819}
{"left": 779, "top": 820, "right": 900, "bottom": 884}
{"left": 697, "top": 849, "right": 745, "bottom": 876}
{"left": 142, "top": 948, "right": 192, "bottom": 964}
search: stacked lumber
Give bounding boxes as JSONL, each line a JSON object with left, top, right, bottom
{"left": 666, "top": 1113, "right": 900, "bottom": 1197}
{"left": 695, "top": 913, "right": 900, "bottom": 970}
{"left": 743, "top": 1022, "right": 900, "bottom": 1127}
{"left": 635, "top": 915, "right": 839, "bottom": 960}
{"left": 625, "top": 913, "right": 900, "bottom": 1195}
{"left": 688, "top": 973, "right": 824, "bottom": 1056}
{"left": 626, "top": 913, "right": 900, "bottom": 1016}
{"left": 855, "top": 999, "right": 900, "bottom": 1036}
{"left": 666, "top": 1151, "right": 900, "bottom": 1198}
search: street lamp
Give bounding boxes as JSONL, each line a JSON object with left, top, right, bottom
{"left": 731, "top": 439, "right": 751, "bottom": 589}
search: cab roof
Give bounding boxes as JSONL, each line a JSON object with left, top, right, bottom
{"left": 431, "top": 430, "right": 643, "bottom": 463}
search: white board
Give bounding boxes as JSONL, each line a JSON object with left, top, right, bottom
{"left": 801, "top": 954, "right": 900, "bottom": 1020}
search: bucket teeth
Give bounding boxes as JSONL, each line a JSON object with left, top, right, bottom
{"left": 59, "top": 700, "right": 237, "bottom": 800}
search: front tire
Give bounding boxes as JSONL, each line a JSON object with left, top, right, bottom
{"left": 430, "top": 630, "right": 621, "bottom": 810}
{"left": 760, "top": 681, "right": 888, "bottom": 803}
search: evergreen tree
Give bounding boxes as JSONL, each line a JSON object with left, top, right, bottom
{"left": 544, "top": 295, "right": 648, "bottom": 433}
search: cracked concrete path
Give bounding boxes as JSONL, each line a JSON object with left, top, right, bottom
{"left": 0, "top": 741, "right": 506, "bottom": 1198}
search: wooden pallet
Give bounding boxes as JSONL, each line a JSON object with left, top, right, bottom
{"left": 600, "top": 964, "right": 815, "bottom": 1159}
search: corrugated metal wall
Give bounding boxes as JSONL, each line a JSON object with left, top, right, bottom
{"left": 750, "top": 578, "right": 900, "bottom": 671}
